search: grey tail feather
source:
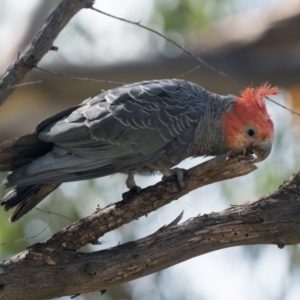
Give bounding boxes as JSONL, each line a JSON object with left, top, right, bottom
{"left": 1, "top": 183, "right": 60, "bottom": 222}
{"left": 0, "top": 133, "right": 53, "bottom": 171}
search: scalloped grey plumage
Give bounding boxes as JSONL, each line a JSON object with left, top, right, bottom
{"left": 0, "top": 79, "right": 235, "bottom": 221}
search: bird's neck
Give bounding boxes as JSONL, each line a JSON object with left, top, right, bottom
{"left": 191, "top": 94, "right": 235, "bottom": 157}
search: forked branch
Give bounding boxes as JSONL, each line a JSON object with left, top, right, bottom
{"left": 0, "top": 0, "right": 94, "bottom": 106}
{"left": 0, "top": 156, "right": 299, "bottom": 300}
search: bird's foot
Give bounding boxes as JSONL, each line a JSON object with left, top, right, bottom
{"left": 228, "top": 148, "right": 254, "bottom": 161}
{"left": 122, "top": 186, "right": 142, "bottom": 202}
{"left": 161, "top": 167, "right": 186, "bottom": 189}
{"left": 228, "top": 148, "right": 246, "bottom": 158}
{"left": 123, "top": 171, "right": 141, "bottom": 201}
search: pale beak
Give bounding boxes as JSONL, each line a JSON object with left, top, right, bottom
{"left": 250, "top": 140, "right": 273, "bottom": 162}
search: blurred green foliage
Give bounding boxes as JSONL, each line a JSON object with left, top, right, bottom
{"left": 148, "top": 0, "right": 235, "bottom": 57}
{"left": 152, "top": 0, "right": 235, "bottom": 34}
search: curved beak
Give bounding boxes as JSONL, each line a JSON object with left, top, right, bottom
{"left": 250, "top": 140, "right": 273, "bottom": 162}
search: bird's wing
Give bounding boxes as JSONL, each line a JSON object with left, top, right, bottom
{"left": 5, "top": 80, "right": 206, "bottom": 187}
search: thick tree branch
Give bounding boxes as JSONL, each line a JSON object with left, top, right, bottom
{"left": 0, "top": 1, "right": 297, "bottom": 299}
{"left": 0, "top": 166, "right": 300, "bottom": 299}
{"left": 0, "top": 0, "right": 94, "bottom": 106}
{"left": 46, "top": 154, "right": 256, "bottom": 250}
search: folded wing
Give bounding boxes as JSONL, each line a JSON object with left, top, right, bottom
{"left": 4, "top": 80, "right": 206, "bottom": 188}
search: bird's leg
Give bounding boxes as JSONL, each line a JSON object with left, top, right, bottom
{"left": 125, "top": 171, "right": 136, "bottom": 189}
{"left": 161, "top": 167, "right": 186, "bottom": 189}
{"left": 122, "top": 171, "right": 141, "bottom": 201}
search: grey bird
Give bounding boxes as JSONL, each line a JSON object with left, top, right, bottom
{"left": 0, "top": 79, "right": 276, "bottom": 221}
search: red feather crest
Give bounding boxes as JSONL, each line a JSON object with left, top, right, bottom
{"left": 236, "top": 83, "right": 279, "bottom": 107}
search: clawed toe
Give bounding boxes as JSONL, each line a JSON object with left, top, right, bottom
{"left": 228, "top": 148, "right": 246, "bottom": 158}
{"left": 174, "top": 168, "right": 186, "bottom": 188}
{"left": 122, "top": 186, "right": 141, "bottom": 201}
{"left": 161, "top": 167, "right": 186, "bottom": 189}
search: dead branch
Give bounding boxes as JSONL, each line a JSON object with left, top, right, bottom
{"left": 35, "top": 66, "right": 127, "bottom": 85}
{"left": 1, "top": 2, "right": 299, "bottom": 299}
{"left": 0, "top": 0, "right": 94, "bottom": 106}
{"left": 46, "top": 154, "right": 256, "bottom": 250}
{"left": 0, "top": 158, "right": 299, "bottom": 299}
{"left": 0, "top": 224, "right": 50, "bottom": 246}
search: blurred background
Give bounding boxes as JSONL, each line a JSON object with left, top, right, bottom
{"left": 1, "top": 0, "right": 300, "bottom": 299}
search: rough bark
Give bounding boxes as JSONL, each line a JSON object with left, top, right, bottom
{"left": 0, "top": 1, "right": 298, "bottom": 299}
{"left": 1, "top": 155, "right": 300, "bottom": 300}
{"left": 47, "top": 154, "right": 256, "bottom": 250}
{"left": 0, "top": 0, "right": 94, "bottom": 107}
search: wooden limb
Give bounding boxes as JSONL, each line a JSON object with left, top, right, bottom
{"left": 0, "top": 164, "right": 300, "bottom": 299}
{"left": 46, "top": 154, "right": 256, "bottom": 250}
{"left": 0, "top": 0, "right": 94, "bottom": 106}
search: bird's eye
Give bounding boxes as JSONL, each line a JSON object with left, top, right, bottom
{"left": 247, "top": 128, "right": 255, "bottom": 137}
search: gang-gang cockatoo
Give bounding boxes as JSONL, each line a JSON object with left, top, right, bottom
{"left": 0, "top": 79, "right": 279, "bottom": 221}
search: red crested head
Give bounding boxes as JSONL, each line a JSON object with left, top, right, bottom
{"left": 222, "top": 83, "right": 279, "bottom": 156}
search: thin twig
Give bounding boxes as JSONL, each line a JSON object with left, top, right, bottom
{"left": 5, "top": 80, "right": 43, "bottom": 90}
{"left": 266, "top": 96, "right": 300, "bottom": 117}
{"left": 0, "top": 0, "right": 95, "bottom": 106}
{"left": 175, "top": 64, "right": 202, "bottom": 79}
{"left": 183, "top": 200, "right": 200, "bottom": 213}
{"left": 36, "top": 66, "right": 127, "bottom": 85}
{"left": 91, "top": 7, "right": 242, "bottom": 86}
{"left": 91, "top": 7, "right": 300, "bottom": 117}
{"left": 35, "top": 207, "right": 75, "bottom": 222}
{"left": 0, "top": 223, "right": 51, "bottom": 246}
